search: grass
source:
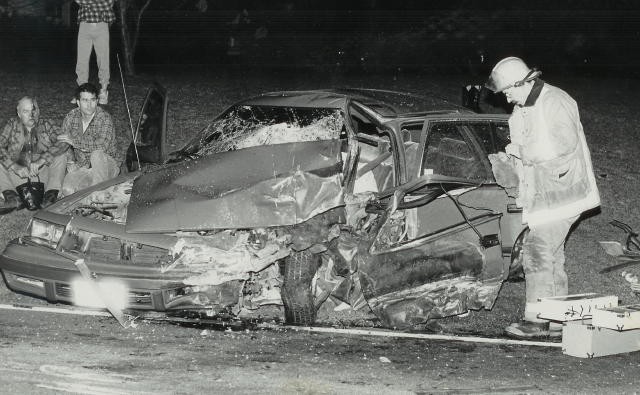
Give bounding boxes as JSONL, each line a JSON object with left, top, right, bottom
{"left": 1, "top": 67, "right": 639, "bottom": 335}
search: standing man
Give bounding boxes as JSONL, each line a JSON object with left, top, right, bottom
{"left": 73, "top": 0, "right": 115, "bottom": 105}
{"left": 486, "top": 57, "right": 600, "bottom": 339}
{"left": 61, "top": 83, "right": 120, "bottom": 196}
{"left": 0, "top": 97, "right": 67, "bottom": 213}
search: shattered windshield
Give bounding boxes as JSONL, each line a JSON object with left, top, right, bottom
{"left": 179, "top": 105, "right": 344, "bottom": 158}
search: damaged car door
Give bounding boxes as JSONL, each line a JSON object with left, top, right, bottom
{"left": 356, "top": 116, "right": 514, "bottom": 329}
{"left": 358, "top": 174, "right": 506, "bottom": 329}
{"left": 125, "top": 84, "right": 169, "bottom": 171}
{"left": 412, "top": 116, "right": 523, "bottom": 264}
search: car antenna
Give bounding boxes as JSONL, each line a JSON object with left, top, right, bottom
{"left": 117, "top": 53, "right": 142, "bottom": 171}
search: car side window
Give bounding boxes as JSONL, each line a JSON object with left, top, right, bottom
{"left": 470, "top": 121, "right": 511, "bottom": 154}
{"left": 352, "top": 134, "right": 396, "bottom": 193}
{"left": 421, "top": 121, "right": 488, "bottom": 181}
{"left": 348, "top": 110, "right": 397, "bottom": 194}
{"left": 493, "top": 123, "right": 511, "bottom": 152}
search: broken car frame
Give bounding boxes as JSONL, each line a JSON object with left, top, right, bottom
{"left": 0, "top": 86, "right": 527, "bottom": 329}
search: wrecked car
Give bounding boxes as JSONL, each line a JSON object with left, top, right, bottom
{"left": 0, "top": 85, "right": 527, "bottom": 328}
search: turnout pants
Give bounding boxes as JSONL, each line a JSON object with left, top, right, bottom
{"left": 523, "top": 215, "right": 579, "bottom": 322}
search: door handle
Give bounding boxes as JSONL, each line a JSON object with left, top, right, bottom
{"left": 507, "top": 203, "right": 522, "bottom": 213}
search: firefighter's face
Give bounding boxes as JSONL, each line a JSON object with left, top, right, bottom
{"left": 503, "top": 83, "right": 531, "bottom": 106}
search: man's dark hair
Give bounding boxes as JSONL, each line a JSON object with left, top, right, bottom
{"left": 76, "top": 83, "right": 99, "bottom": 99}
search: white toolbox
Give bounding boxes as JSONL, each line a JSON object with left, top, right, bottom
{"left": 591, "top": 304, "right": 640, "bottom": 331}
{"left": 562, "top": 319, "right": 640, "bottom": 358}
{"left": 531, "top": 293, "right": 618, "bottom": 322}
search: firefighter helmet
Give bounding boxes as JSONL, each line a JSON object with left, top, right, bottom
{"left": 485, "top": 57, "right": 541, "bottom": 93}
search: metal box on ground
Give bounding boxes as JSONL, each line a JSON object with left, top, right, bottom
{"left": 591, "top": 304, "right": 640, "bottom": 331}
{"left": 531, "top": 293, "right": 618, "bottom": 322}
{"left": 562, "top": 319, "right": 640, "bottom": 358}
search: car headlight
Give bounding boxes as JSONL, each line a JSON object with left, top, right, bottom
{"left": 71, "top": 277, "right": 129, "bottom": 310}
{"left": 29, "top": 219, "right": 65, "bottom": 248}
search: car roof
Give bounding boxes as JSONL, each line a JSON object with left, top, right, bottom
{"left": 237, "top": 88, "right": 471, "bottom": 118}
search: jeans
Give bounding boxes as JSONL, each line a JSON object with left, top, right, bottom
{"left": 523, "top": 215, "right": 579, "bottom": 322}
{"left": 0, "top": 154, "right": 67, "bottom": 193}
{"left": 76, "top": 22, "right": 110, "bottom": 89}
{"left": 62, "top": 150, "right": 119, "bottom": 196}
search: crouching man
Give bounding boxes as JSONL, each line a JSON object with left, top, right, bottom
{"left": 61, "top": 83, "right": 120, "bottom": 196}
{"left": 0, "top": 97, "right": 67, "bottom": 213}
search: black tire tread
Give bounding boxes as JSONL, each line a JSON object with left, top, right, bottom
{"left": 281, "top": 249, "right": 320, "bottom": 325}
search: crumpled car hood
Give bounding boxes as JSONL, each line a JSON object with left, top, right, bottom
{"left": 126, "top": 139, "right": 344, "bottom": 233}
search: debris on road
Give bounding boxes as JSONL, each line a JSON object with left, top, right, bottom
{"left": 620, "top": 271, "right": 640, "bottom": 293}
{"left": 599, "top": 220, "right": 640, "bottom": 275}
{"left": 599, "top": 220, "right": 640, "bottom": 296}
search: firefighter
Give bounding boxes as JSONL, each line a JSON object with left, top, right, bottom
{"left": 486, "top": 57, "right": 600, "bottom": 339}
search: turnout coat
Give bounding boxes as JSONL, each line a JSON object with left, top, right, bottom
{"left": 507, "top": 82, "right": 600, "bottom": 226}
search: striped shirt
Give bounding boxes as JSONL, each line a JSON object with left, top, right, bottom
{"left": 0, "top": 117, "right": 62, "bottom": 169}
{"left": 76, "top": 0, "right": 115, "bottom": 24}
{"left": 61, "top": 107, "right": 118, "bottom": 168}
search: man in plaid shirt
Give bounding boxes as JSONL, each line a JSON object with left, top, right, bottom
{"left": 0, "top": 97, "right": 68, "bottom": 213}
{"left": 60, "top": 83, "right": 120, "bottom": 196}
{"left": 73, "top": 0, "right": 116, "bottom": 105}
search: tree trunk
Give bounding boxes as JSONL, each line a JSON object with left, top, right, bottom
{"left": 117, "top": 0, "right": 135, "bottom": 75}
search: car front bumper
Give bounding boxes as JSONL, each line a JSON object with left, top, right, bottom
{"left": 0, "top": 238, "right": 190, "bottom": 311}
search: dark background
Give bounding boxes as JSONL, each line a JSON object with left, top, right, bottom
{"left": 1, "top": 0, "right": 639, "bottom": 79}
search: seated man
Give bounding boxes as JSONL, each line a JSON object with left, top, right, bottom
{"left": 0, "top": 97, "right": 67, "bottom": 213}
{"left": 61, "top": 83, "right": 120, "bottom": 196}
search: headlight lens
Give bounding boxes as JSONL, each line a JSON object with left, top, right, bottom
{"left": 71, "top": 277, "right": 129, "bottom": 310}
{"left": 29, "top": 219, "right": 65, "bottom": 248}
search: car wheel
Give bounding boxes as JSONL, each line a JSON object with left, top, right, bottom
{"left": 508, "top": 228, "right": 528, "bottom": 282}
{"left": 281, "top": 249, "right": 321, "bottom": 326}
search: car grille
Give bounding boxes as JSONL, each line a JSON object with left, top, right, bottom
{"left": 86, "top": 237, "right": 172, "bottom": 267}
{"left": 87, "top": 236, "right": 121, "bottom": 261}
{"left": 128, "top": 244, "right": 169, "bottom": 265}
{"left": 55, "top": 282, "right": 153, "bottom": 306}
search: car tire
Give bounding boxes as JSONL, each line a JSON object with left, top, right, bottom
{"left": 281, "top": 249, "right": 321, "bottom": 326}
{"left": 508, "top": 228, "right": 528, "bottom": 282}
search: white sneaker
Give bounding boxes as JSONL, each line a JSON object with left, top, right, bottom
{"left": 98, "top": 89, "right": 108, "bottom": 105}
